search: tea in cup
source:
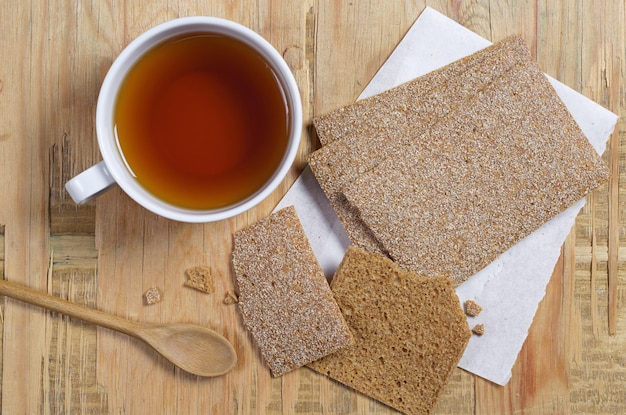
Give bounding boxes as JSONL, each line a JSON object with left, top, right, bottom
{"left": 66, "top": 17, "right": 302, "bottom": 222}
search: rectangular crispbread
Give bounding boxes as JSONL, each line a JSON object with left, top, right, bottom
{"left": 308, "top": 36, "right": 531, "bottom": 254}
{"left": 232, "top": 206, "right": 354, "bottom": 376}
{"left": 343, "top": 56, "right": 609, "bottom": 285}
{"left": 307, "top": 247, "right": 471, "bottom": 415}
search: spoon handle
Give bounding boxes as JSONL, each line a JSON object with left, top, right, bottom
{"left": 0, "top": 278, "right": 141, "bottom": 337}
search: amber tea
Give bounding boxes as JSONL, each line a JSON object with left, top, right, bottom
{"left": 114, "top": 33, "right": 290, "bottom": 210}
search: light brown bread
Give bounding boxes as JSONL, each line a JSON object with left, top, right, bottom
{"left": 307, "top": 247, "right": 471, "bottom": 415}
{"left": 232, "top": 206, "right": 354, "bottom": 377}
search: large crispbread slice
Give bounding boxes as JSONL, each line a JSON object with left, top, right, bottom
{"left": 343, "top": 56, "right": 609, "bottom": 285}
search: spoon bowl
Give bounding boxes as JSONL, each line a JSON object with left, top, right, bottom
{"left": 137, "top": 322, "right": 237, "bottom": 376}
{"left": 0, "top": 278, "right": 237, "bottom": 377}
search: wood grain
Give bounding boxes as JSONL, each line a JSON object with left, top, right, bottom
{"left": 0, "top": 1, "right": 624, "bottom": 414}
{"left": 0, "top": 225, "right": 4, "bottom": 411}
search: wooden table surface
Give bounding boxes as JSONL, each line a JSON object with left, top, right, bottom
{"left": 0, "top": 1, "right": 624, "bottom": 414}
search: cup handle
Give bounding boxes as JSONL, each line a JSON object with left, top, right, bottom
{"left": 65, "top": 161, "right": 117, "bottom": 204}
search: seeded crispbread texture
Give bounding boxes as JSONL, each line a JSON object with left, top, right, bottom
{"left": 307, "top": 247, "right": 470, "bottom": 415}
{"left": 232, "top": 206, "right": 353, "bottom": 377}
{"left": 308, "top": 36, "right": 530, "bottom": 254}
{"left": 343, "top": 56, "right": 609, "bottom": 286}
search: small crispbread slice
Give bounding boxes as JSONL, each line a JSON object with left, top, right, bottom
{"left": 308, "top": 36, "right": 530, "bottom": 253}
{"left": 232, "top": 206, "right": 354, "bottom": 377}
{"left": 307, "top": 247, "right": 471, "bottom": 415}
{"left": 343, "top": 56, "right": 609, "bottom": 285}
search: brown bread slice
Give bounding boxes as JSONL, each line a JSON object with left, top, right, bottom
{"left": 232, "top": 206, "right": 354, "bottom": 377}
{"left": 308, "top": 247, "right": 471, "bottom": 415}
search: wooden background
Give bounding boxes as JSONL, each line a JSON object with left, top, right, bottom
{"left": 0, "top": 1, "right": 624, "bottom": 414}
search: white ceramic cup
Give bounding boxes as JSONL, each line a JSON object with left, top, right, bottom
{"left": 65, "top": 17, "right": 302, "bottom": 223}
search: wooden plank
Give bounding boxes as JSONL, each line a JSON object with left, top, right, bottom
{"left": 0, "top": 2, "right": 102, "bottom": 412}
{"left": 43, "top": 259, "right": 105, "bottom": 414}
{"left": 568, "top": 0, "right": 626, "bottom": 410}
{"left": 0, "top": 225, "right": 4, "bottom": 410}
{"left": 0, "top": 0, "right": 55, "bottom": 413}
{"left": 605, "top": 25, "right": 622, "bottom": 337}
{"left": 49, "top": 138, "right": 96, "bottom": 236}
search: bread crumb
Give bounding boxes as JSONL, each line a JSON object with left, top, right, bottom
{"left": 143, "top": 287, "right": 162, "bottom": 305}
{"left": 223, "top": 291, "right": 239, "bottom": 305}
{"left": 472, "top": 324, "right": 485, "bottom": 336}
{"left": 464, "top": 299, "right": 483, "bottom": 317}
{"left": 184, "top": 266, "right": 215, "bottom": 293}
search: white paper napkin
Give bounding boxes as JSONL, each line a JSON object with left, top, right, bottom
{"left": 275, "top": 6, "right": 617, "bottom": 385}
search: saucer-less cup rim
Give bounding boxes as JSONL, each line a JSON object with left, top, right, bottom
{"left": 66, "top": 16, "right": 302, "bottom": 223}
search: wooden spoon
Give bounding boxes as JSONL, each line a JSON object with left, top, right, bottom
{"left": 0, "top": 278, "right": 237, "bottom": 377}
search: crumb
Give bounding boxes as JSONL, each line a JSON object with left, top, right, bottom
{"left": 472, "top": 323, "right": 485, "bottom": 336}
{"left": 184, "top": 266, "right": 215, "bottom": 293}
{"left": 309, "top": 37, "right": 531, "bottom": 259}
{"left": 464, "top": 299, "right": 483, "bottom": 317}
{"left": 143, "top": 287, "right": 162, "bottom": 305}
{"left": 223, "top": 291, "right": 239, "bottom": 305}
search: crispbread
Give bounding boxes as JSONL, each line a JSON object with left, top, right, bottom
{"left": 343, "top": 56, "right": 609, "bottom": 285}
{"left": 308, "top": 36, "right": 530, "bottom": 253}
{"left": 307, "top": 247, "right": 470, "bottom": 415}
{"left": 232, "top": 206, "right": 353, "bottom": 377}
